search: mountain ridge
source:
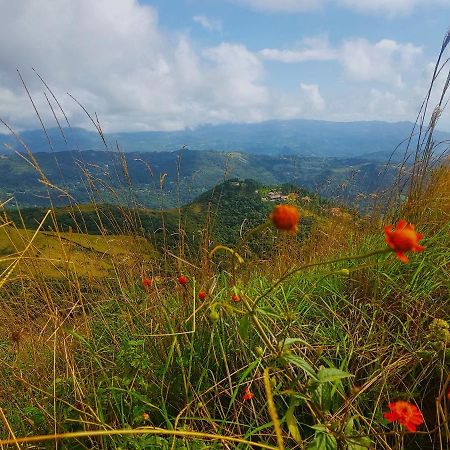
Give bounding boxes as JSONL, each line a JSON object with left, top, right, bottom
{"left": 1, "top": 118, "right": 445, "bottom": 159}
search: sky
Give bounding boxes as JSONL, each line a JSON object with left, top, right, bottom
{"left": 0, "top": 0, "right": 449, "bottom": 133}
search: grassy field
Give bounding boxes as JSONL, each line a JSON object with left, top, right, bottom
{"left": 0, "top": 224, "right": 155, "bottom": 278}
{"left": 0, "top": 170, "right": 448, "bottom": 449}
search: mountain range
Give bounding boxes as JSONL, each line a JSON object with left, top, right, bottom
{"left": 1, "top": 118, "right": 445, "bottom": 160}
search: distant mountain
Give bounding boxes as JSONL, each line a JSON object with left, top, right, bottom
{"left": 1, "top": 119, "right": 446, "bottom": 159}
{"left": 0, "top": 149, "right": 396, "bottom": 209}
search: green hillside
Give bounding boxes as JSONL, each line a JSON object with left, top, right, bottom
{"left": 0, "top": 149, "right": 395, "bottom": 210}
{"left": 5, "top": 179, "right": 333, "bottom": 254}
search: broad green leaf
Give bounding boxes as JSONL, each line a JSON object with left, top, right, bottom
{"left": 317, "top": 368, "right": 353, "bottom": 383}
{"left": 285, "top": 402, "right": 302, "bottom": 444}
{"left": 238, "top": 314, "right": 250, "bottom": 340}
{"left": 285, "top": 355, "right": 318, "bottom": 380}
{"left": 347, "top": 436, "right": 373, "bottom": 449}
{"left": 307, "top": 432, "right": 337, "bottom": 450}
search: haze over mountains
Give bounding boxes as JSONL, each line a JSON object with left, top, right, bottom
{"left": 1, "top": 118, "right": 446, "bottom": 161}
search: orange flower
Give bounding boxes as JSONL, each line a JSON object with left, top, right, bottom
{"left": 384, "top": 220, "right": 425, "bottom": 263}
{"left": 198, "top": 291, "right": 207, "bottom": 300}
{"left": 143, "top": 278, "right": 152, "bottom": 287}
{"left": 178, "top": 275, "right": 188, "bottom": 286}
{"left": 231, "top": 294, "right": 240, "bottom": 302}
{"left": 243, "top": 387, "right": 254, "bottom": 401}
{"left": 270, "top": 204, "right": 300, "bottom": 234}
{"left": 383, "top": 400, "right": 424, "bottom": 432}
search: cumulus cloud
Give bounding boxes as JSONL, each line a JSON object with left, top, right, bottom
{"left": 300, "top": 83, "right": 326, "bottom": 112}
{"left": 193, "top": 15, "right": 222, "bottom": 32}
{"left": 0, "top": 0, "right": 268, "bottom": 132}
{"left": 340, "top": 39, "right": 422, "bottom": 85}
{"left": 260, "top": 37, "right": 422, "bottom": 86}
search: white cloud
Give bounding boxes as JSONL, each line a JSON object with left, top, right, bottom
{"left": 193, "top": 15, "right": 222, "bottom": 32}
{"left": 368, "top": 89, "right": 408, "bottom": 118}
{"left": 230, "top": 0, "right": 323, "bottom": 13}
{"left": 300, "top": 83, "right": 326, "bottom": 111}
{"left": 260, "top": 37, "right": 422, "bottom": 86}
{"left": 0, "top": 0, "right": 445, "bottom": 134}
{"left": 338, "top": 0, "right": 417, "bottom": 16}
{"left": 339, "top": 39, "right": 422, "bottom": 85}
{"left": 0, "top": 0, "right": 268, "bottom": 132}
{"left": 229, "top": 0, "right": 449, "bottom": 15}
{"left": 338, "top": 0, "right": 449, "bottom": 17}
{"left": 260, "top": 37, "right": 336, "bottom": 62}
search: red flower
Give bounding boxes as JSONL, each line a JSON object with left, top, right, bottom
{"left": 178, "top": 275, "right": 188, "bottom": 286}
{"left": 270, "top": 204, "right": 300, "bottom": 234}
{"left": 383, "top": 400, "right": 424, "bottom": 432}
{"left": 384, "top": 220, "right": 425, "bottom": 263}
{"left": 231, "top": 294, "right": 240, "bottom": 302}
{"left": 243, "top": 387, "right": 254, "bottom": 401}
{"left": 143, "top": 278, "right": 152, "bottom": 287}
{"left": 198, "top": 291, "right": 207, "bottom": 300}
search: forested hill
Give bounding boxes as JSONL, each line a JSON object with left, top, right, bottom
{"left": 0, "top": 149, "right": 395, "bottom": 209}
{"left": 6, "top": 179, "right": 332, "bottom": 250}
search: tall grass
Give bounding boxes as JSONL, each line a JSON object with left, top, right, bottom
{"left": 0, "top": 34, "right": 449, "bottom": 450}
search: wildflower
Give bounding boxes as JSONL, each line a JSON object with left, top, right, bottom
{"left": 231, "top": 294, "right": 240, "bottom": 302}
{"left": 142, "top": 412, "right": 150, "bottom": 421}
{"left": 243, "top": 387, "right": 254, "bottom": 401}
{"left": 384, "top": 220, "right": 425, "bottom": 263}
{"left": 143, "top": 278, "right": 152, "bottom": 287}
{"left": 383, "top": 400, "right": 424, "bottom": 432}
{"left": 270, "top": 204, "right": 300, "bottom": 234}
{"left": 198, "top": 290, "right": 207, "bottom": 300}
{"left": 178, "top": 275, "right": 188, "bottom": 286}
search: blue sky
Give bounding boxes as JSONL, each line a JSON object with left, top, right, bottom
{"left": 0, "top": 0, "right": 449, "bottom": 132}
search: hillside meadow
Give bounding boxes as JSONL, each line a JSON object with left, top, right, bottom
{"left": 0, "top": 157, "right": 448, "bottom": 449}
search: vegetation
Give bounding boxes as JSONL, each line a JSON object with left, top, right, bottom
{"left": 0, "top": 148, "right": 397, "bottom": 209}
{"left": 0, "top": 158, "right": 448, "bottom": 449}
{"left": 0, "top": 32, "right": 449, "bottom": 450}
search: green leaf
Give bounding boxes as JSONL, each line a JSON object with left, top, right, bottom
{"left": 285, "top": 402, "right": 302, "bottom": 444}
{"left": 307, "top": 432, "right": 337, "bottom": 450}
{"left": 317, "top": 368, "right": 353, "bottom": 383}
{"left": 344, "top": 416, "right": 354, "bottom": 435}
{"left": 347, "top": 436, "right": 373, "bottom": 449}
{"left": 285, "top": 355, "right": 318, "bottom": 380}
{"left": 282, "top": 337, "right": 311, "bottom": 347}
{"left": 238, "top": 315, "right": 250, "bottom": 340}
